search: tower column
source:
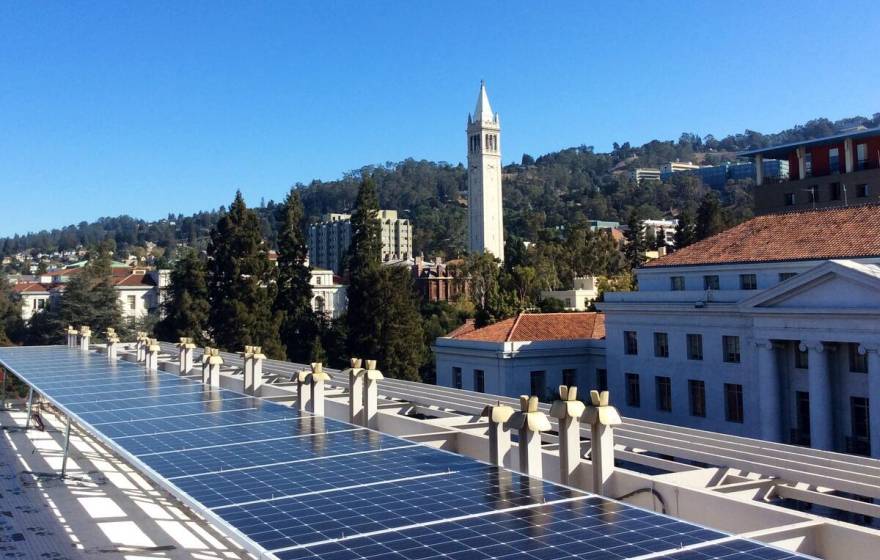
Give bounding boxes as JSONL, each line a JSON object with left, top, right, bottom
{"left": 800, "top": 341, "right": 833, "bottom": 450}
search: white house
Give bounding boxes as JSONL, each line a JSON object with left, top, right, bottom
{"left": 598, "top": 204, "right": 880, "bottom": 457}
{"left": 12, "top": 282, "right": 52, "bottom": 321}
{"left": 541, "top": 276, "right": 599, "bottom": 310}
{"left": 433, "top": 312, "right": 606, "bottom": 401}
{"left": 309, "top": 268, "right": 346, "bottom": 319}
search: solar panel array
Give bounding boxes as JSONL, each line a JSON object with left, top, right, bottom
{"left": 0, "top": 346, "right": 811, "bottom": 560}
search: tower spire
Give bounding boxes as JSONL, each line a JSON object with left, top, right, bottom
{"left": 473, "top": 80, "right": 494, "bottom": 124}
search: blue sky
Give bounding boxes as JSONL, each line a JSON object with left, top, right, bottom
{"left": 1, "top": 1, "right": 878, "bottom": 237}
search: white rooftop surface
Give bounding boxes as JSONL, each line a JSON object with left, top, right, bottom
{"left": 0, "top": 402, "right": 251, "bottom": 560}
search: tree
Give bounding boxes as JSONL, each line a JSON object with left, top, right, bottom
{"left": 345, "top": 176, "right": 425, "bottom": 380}
{"left": 654, "top": 227, "right": 668, "bottom": 250}
{"left": 674, "top": 209, "right": 696, "bottom": 250}
{"left": 155, "top": 248, "right": 210, "bottom": 344}
{"left": 695, "top": 192, "right": 725, "bottom": 241}
{"left": 207, "top": 191, "right": 285, "bottom": 358}
{"left": 346, "top": 175, "right": 384, "bottom": 361}
{"left": 623, "top": 209, "right": 647, "bottom": 270}
{"left": 275, "top": 188, "right": 318, "bottom": 363}
{"left": 0, "top": 269, "right": 24, "bottom": 345}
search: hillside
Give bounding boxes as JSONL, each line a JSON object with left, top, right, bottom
{"left": 3, "top": 114, "right": 878, "bottom": 262}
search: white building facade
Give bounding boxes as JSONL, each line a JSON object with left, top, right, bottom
{"left": 541, "top": 276, "right": 600, "bottom": 310}
{"left": 434, "top": 313, "right": 606, "bottom": 401}
{"left": 467, "top": 81, "right": 504, "bottom": 262}
{"left": 598, "top": 205, "right": 880, "bottom": 457}
{"left": 309, "top": 268, "right": 347, "bottom": 319}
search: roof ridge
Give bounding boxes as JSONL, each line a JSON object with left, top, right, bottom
{"left": 506, "top": 312, "right": 525, "bottom": 342}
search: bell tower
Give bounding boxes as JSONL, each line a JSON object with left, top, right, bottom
{"left": 467, "top": 80, "right": 504, "bottom": 262}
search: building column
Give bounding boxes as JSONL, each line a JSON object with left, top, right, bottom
{"left": 800, "top": 341, "right": 833, "bottom": 450}
{"left": 755, "top": 154, "right": 764, "bottom": 186}
{"left": 797, "top": 146, "right": 807, "bottom": 179}
{"left": 78, "top": 326, "right": 91, "bottom": 352}
{"left": 845, "top": 138, "right": 854, "bottom": 173}
{"left": 481, "top": 402, "right": 514, "bottom": 467}
{"left": 362, "top": 360, "right": 384, "bottom": 430}
{"left": 755, "top": 340, "right": 782, "bottom": 442}
{"left": 859, "top": 344, "right": 880, "bottom": 458}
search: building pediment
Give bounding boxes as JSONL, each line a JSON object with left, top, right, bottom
{"left": 739, "top": 260, "right": 880, "bottom": 311}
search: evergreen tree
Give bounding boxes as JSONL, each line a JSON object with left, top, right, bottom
{"left": 623, "top": 209, "right": 647, "bottom": 270}
{"left": 674, "top": 209, "right": 696, "bottom": 250}
{"left": 0, "top": 269, "right": 24, "bottom": 345}
{"left": 207, "top": 191, "right": 285, "bottom": 358}
{"left": 695, "top": 192, "right": 725, "bottom": 241}
{"left": 155, "top": 248, "right": 210, "bottom": 344}
{"left": 376, "top": 266, "right": 425, "bottom": 381}
{"left": 654, "top": 227, "right": 668, "bottom": 250}
{"left": 345, "top": 176, "right": 384, "bottom": 360}
{"left": 275, "top": 188, "right": 318, "bottom": 363}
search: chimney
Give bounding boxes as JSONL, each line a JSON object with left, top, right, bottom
{"left": 106, "top": 329, "right": 119, "bottom": 362}
{"left": 177, "top": 338, "right": 196, "bottom": 375}
{"left": 295, "top": 368, "right": 312, "bottom": 413}
{"left": 549, "top": 385, "right": 586, "bottom": 486}
{"left": 507, "top": 395, "right": 551, "bottom": 478}
{"left": 362, "top": 360, "right": 383, "bottom": 429}
{"left": 145, "top": 338, "right": 160, "bottom": 372}
{"left": 241, "top": 345, "right": 254, "bottom": 392}
{"left": 247, "top": 347, "right": 266, "bottom": 396}
{"left": 343, "top": 358, "right": 365, "bottom": 424}
{"left": 584, "top": 390, "right": 622, "bottom": 495}
{"left": 204, "top": 348, "right": 223, "bottom": 387}
{"left": 67, "top": 326, "right": 78, "bottom": 348}
{"left": 481, "top": 401, "right": 514, "bottom": 466}
{"left": 308, "top": 362, "right": 331, "bottom": 416}
{"left": 78, "top": 326, "right": 91, "bottom": 352}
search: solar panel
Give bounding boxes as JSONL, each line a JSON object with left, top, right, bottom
{"left": 0, "top": 346, "right": 814, "bottom": 560}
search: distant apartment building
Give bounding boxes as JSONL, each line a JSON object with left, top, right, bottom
{"left": 659, "top": 161, "right": 700, "bottom": 174}
{"left": 434, "top": 312, "right": 606, "bottom": 401}
{"left": 739, "top": 127, "right": 880, "bottom": 214}
{"left": 541, "top": 276, "right": 599, "bottom": 311}
{"left": 308, "top": 210, "right": 412, "bottom": 274}
{"left": 660, "top": 159, "right": 789, "bottom": 188}
{"left": 628, "top": 168, "right": 661, "bottom": 184}
{"left": 598, "top": 204, "right": 880, "bottom": 457}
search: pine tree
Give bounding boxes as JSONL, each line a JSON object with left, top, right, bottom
{"left": 376, "top": 266, "right": 424, "bottom": 381}
{"left": 0, "top": 269, "right": 24, "bottom": 346}
{"left": 275, "top": 188, "right": 318, "bottom": 362}
{"left": 155, "top": 248, "right": 210, "bottom": 344}
{"left": 623, "top": 209, "right": 647, "bottom": 270}
{"left": 695, "top": 192, "right": 725, "bottom": 241}
{"left": 345, "top": 176, "right": 384, "bottom": 360}
{"left": 674, "top": 210, "right": 696, "bottom": 250}
{"left": 207, "top": 191, "right": 285, "bottom": 358}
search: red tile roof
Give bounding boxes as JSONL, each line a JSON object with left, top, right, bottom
{"left": 12, "top": 282, "right": 51, "bottom": 294}
{"left": 647, "top": 204, "right": 880, "bottom": 268}
{"left": 448, "top": 313, "right": 605, "bottom": 342}
{"left": 114, "top": 272, "right": 155, "bottom": 287}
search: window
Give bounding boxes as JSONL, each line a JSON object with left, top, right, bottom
{"left": 670, "top": 276, "right": 685, "bottom": 291}
{"left": 127, "top": 295, "right": 136, "bottom": 311}
{"left": 830, "top": 182, "right": 842, "bottom": 201}
{"left": 804, "top": 152, "right": 813, "bottom": 177}
{"left": 851, "top": 397, "right": 870, "bottom": 439}
{"left": 723, "top": 336, "right": 741, "bottom": 363}
{"left": 779, "top": 272, "right": 797, "bottom": 282}
{"left": 857, "top": 184, "right": 869, "bottom": 198}
{"left": 703, "top": 275, "right": 719, "bottom": 290}
{"left": 452, "top": 367, "right": 462, "bottom": 389}
{"left": 655, "top": 376, "right": 672, "bottom": 412}
{"left": 530, "top": 370, "right": 547, "bottom": 399}
{"left": 739, "top": 274, "right": 757, "bottom": 290}
{"left": 686, "top": 334, "right": 703, "bottom": 360}
{"left": 653, "top": 332, "right": 669, "bottom": 358}
{"left": 724, "top": 383, "right": 744, "bottom": 423}
{"left": 595, "top": 369, "right": 608, "bottom": 392}
{"left": 784, "top": 192, "right": 796, "bottom": 206}
{"left": 473, "top": 370, "right": 485, "bottom": 393}
{"left": 688, "top": 380, "right": 706, "bottom": 417}
{"left": 849, "top": 343, "right": 868, "bottom": 373}
{"left": 829, "top": 147, "right": 840, "bottom": 173}
{"left": 625, "top": 373, "right": 640, "bottom": 407}
{"left": 795, "top": 344, "right": 809, "bottom": 369}
{"left": 624, "top": 331, "right": 638, "bottom": 355}
{"left": 562, "top": 368, "right": 577, "bottom": 388}
{"left": 795, "top": 391, "right": 811, "bottom": 445}
{"left": 857, "top": 143, "right": 868, "bottom": 169}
